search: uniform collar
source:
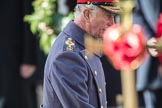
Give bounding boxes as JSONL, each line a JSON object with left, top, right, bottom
{"left": 63, "top": 20, "right": 103, "bottom": 58}
{"left": 63, "top": 20, "right": 86, "bottom": 48}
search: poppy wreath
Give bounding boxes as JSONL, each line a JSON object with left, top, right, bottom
{"left": 103, "top": 24, "right": 146, "bottom": 70}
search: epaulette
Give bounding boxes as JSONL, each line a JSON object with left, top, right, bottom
{"left": 64, "top": 37, "right": 75, "bottom": 51}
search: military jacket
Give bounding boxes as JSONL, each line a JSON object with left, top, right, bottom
{"left": 41, "top": 20, "right": 107, "bottom": 108}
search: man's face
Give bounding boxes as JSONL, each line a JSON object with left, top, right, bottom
{"left": 89, "top": 7, "right": 115, "bottom": 38}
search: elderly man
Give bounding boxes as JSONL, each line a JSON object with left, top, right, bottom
{"left": 41, "top": 0, "right": 120, "bottom": 108}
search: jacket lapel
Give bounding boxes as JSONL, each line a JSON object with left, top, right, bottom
{"left": 80, "top": 50, "right": 106, "bottom": 107}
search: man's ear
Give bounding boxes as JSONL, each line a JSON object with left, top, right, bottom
{"left": 83, "top": 9, "right": 90, "bottom": 22}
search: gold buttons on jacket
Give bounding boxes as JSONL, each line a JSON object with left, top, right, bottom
{"left": 98, "top": 88, "right": 102, "bottom": 93}
{"left": 101, "top": 105, "right": 104, "bottom": 108}
{"left": 65, "top": 38, "right": 75, "bottom": 51}
{"left": 94, "top": 71, "right": 97, "bottom": 76}
{"left": 84, "top": 55, "right": 88, "bottom": 60}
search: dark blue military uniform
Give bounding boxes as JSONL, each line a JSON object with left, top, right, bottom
{"left": 41, "top": 20, "right": 107, "bottom": 108}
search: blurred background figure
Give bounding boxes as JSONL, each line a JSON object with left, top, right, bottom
{"left": 101, "top": 56, "right": 122, "bottom": 107}
{"left": 0, "top": 0, "right": 46, "bottom": 108}
{"left": 133, "top": 0, "right": 162, "bottom": 107}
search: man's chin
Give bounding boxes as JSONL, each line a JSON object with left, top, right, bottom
{"left": 94, "top": 35, "right": 103, "bottom": 39}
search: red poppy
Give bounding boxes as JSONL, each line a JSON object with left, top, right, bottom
{"left": 103, "top": 24, "right": 146, "bottom": 70}
{"left": 156, "top": 13, "right": 162, "bottom": 63}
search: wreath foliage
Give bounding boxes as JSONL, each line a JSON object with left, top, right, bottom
{"left": 24, "top": 0, "right": 74, "bottom": 54}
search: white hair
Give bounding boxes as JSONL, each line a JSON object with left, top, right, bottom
{"left": 74, "top": 4, "right": 99, "bottom": 19}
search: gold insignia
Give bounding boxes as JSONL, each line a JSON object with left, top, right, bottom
{"left": 65, "top": 38, "right": 75, "bottom": 51}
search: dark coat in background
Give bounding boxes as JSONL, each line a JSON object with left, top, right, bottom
{"left": 133, "top": 0, "right": 162, "bottom": 92}
{"left": 0, "top": 0, "right": 38, "bottom": 108}
{"left": 101, "top": 56, "right": 122, "bottom": 107}
{"left": 133, "top": 0, "right": 162, "bottom": 107}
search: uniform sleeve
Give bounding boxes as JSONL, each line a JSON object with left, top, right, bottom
{"left": 49, "top": 51, "right": 95, "bottom": 108}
